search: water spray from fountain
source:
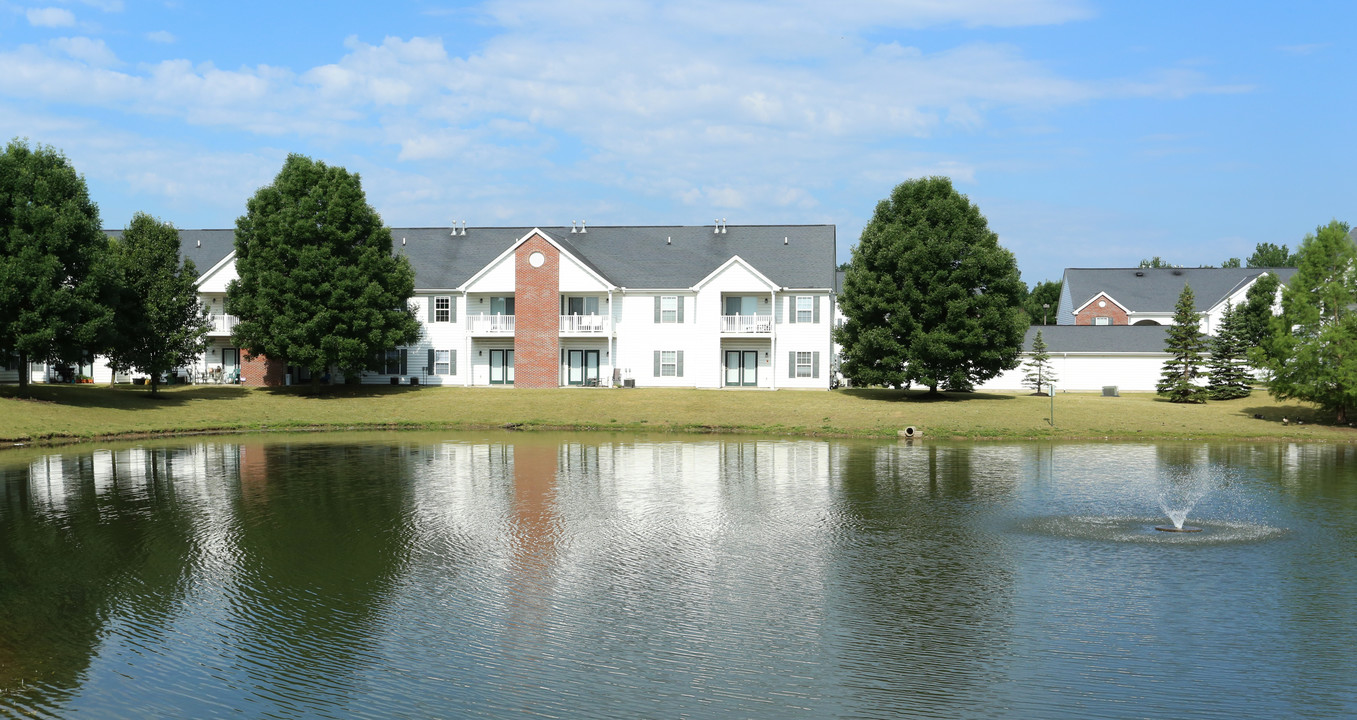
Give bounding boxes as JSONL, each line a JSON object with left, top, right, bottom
{"left": 1154, "top": 463, "right": 1233, "bottom": 533}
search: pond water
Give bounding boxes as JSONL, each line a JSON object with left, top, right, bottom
{"left": 1, "top": 434, "right": 1355, "bottom": 719}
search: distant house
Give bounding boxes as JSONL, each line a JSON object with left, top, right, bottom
{"left": 1056, "top": 267, "right": 1297, "bottom": 334}
{"left": 977, "top": 325, "right": 1172, "bottom": 392}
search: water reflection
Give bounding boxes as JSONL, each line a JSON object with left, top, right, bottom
{"left": 0, "top": 436, "right": 1353, "bottom": 719}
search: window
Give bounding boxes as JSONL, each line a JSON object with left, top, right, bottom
{"left": 1094, "top": 316, "right": 1111, "bottom": 326}
{"left": 661, "top": 296, "right": 678, "bottom": 323}
{"left": 435, "top": 349, "right": 451, "bottom": 375}
{"left": 796, "top": 351, "right": 813, "bottom": 377}
{"left": 654, "top": 350, "right": 684, "bottom": 377}
{"left": 433, "top": 296, "right": 451, "bottom": 323}
{"left": 788, "top": 351, "right": 820, "bottom": 379}
{"left": 797, "top": 296, "right": 814, "bottom": 323}
{"left": 384, "top": 348, "right": 407, "bottom": 375}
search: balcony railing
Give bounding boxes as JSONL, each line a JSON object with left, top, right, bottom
{"left": 208, "top": 314, "right": 239, "bottom": 336}
{"left": 720, "top": 314, "right": 772, "bottom": 334}
{"left": 560, "top": 314, "right": 608, "bottom": 334}
{"left": 469, "top": 314, "right": 515, "bottom": 334}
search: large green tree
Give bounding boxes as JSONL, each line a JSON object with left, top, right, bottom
{"left": 1254, "top": 220, "right": 1357, "bottom": 422}
{"left": 1156, "top": 285, "right": 1209, "bottom": 403}
{"left": 226, "top": 154, "right": 420, "bottom": 388}
{"left": 1025, "top": 279, "right": 1062, "bottom": 325}
{"left": 0, "top": 139, "right": 112, "bottom": 388}
{"left": 1247, "top": 242, "right": 1297, "bottom": 268}
{"left": 1237, "top": 271, "right": 1281, "bottom": 347}
{"left": 835, "top": 176, "right": 1027, "bottom": 392}
{"left": 105, "top": 213, "right": 212, "bottom": 394}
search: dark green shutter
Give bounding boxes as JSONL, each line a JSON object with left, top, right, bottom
{"left": 654, "top": 350, "right": 661, "bottom": 376}
{"left": 450, "top": 296, "right": 457, "bottom": 322}
{"left": 788, "top": 297, "right": 796, "bottom": 324}
{"left": 788, "top": 351, "right": 795, "bottom": 378}
{"left": 676, "top": 297, "right": 684, "bottom": 323}
{"left": 428, "top": 297, "right": 435, "bottom": 322}
{"left": 676, "top": 351, "right": 684, "bottom": 377}
{"left": 428, "top": 348, "right": 435, "bottom": 375}
{"left": 400, "top": 349, "right": 408, "bottom": 376}
{"left": 654, "top": 296, "right": 661, "bottom": 323}
{"left": 450, "top": 350, "right": 457, "bottom": 375}
{"left": 813, "top": 297, "right": 820, "bottom": 323}
{"left": 812, "top": 352, "right": 820, "bottom": 378}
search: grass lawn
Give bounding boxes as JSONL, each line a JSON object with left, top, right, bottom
{"left": 1, "top": 383, "right": 1353, "bottom": 447}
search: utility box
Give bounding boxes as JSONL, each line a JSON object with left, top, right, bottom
{"left": 623, "top": 379, "right": 635, "bottom": 388}
{"left": 1102, "top": 385, "right": 1119, "bottom": 397}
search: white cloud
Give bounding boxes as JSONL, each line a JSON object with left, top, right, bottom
{"left": 145, "top": 30, "right": 176, "bottom": 44}
{"left": 49, "top": 36, "right": 119, "bottom": 66}
{"left": 26, "top": 7, "right": 77, "bottom": 27}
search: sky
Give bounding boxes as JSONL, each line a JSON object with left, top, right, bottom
{"left": 1, "top": 0, "right": 1353, "bottom": 284}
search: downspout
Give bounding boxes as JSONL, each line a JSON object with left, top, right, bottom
{"left": 770, "top": 289, "right": 778, "bottom": 390}
{"left": 463, "top": 289, "right": 472, "bottom": 387}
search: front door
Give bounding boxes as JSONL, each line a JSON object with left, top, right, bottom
{"left": 724, "top": 350, "right": 758, "bottom": 387}
{"left": 490, "top": 349, "right": 514, "bottom": 385}
{"left": 567, "top": 350, "right": 600, "bottom": 385}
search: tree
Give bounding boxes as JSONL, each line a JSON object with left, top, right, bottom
{"left": 1254, "top": 220, "right": 1357, "bottom": 422}
{"left": 1237, "top": 272, "right": 1281, "bottom": 347}
{"left": 1220, "top": 257, "right": 1242, "bottom": 268}
{"left": 1139, "top": 256, "right": 1180, "bottom": 268}
{"left": 226, "top": 154, "right": 421, "bottom": 389}
{"left": 1022, "top": 330, "right": 1057, "bottom": 395}
{"left": 1247, "top": 242, "right": 1297, "bottom": 268}
{"left": 1024, "top": 279, "right": 1062, "bottom": 325}
{"left": 104, "top": 213, "right": 212, "bottom": 394}
{"left": 1205, "top": 301, "right": 1251, "bottom": 399}
{"left": 1156, "top": 285, "right": 1209, "bottom": 403}
{"left": 835, "top": 176, "right": 1027, "bottom": 392}
{"left": 0, "top": 139, "right": 113, "bottom": 389}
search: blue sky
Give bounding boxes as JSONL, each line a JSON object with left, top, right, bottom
{"left": 1, "top": 0, "right": 1352, "bottom": 284}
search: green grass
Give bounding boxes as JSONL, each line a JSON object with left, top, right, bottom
{"left": 0, "top": 384, "right": 1352, "bottom": 447}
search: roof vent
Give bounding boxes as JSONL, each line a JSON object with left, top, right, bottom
{"left": 1135, "top": 271, "right": 1144, "bottom": 277}
{"left": 721, "top": 218, "right": 727, "bottom": 234}
{"left": 196, "top": 239, "right": 201, "bottom": 248}
{"left": 666, "top": 236, "right": 671, "bottom": 245}
{"left": 460, "top": 221, "right": 467, "bottom": 236}
{"left": 402, "top": 237, "right": 406, "bottom": 246}
{"left": 580, "top": 220, "right": 587, "bottom": 234}
{"left": 784, "top": 236, "right": 789, "bottom": 245}
{"left": 714, "top": 219, "right": 720, "bottom": 235}
{"left": 571, "top": 221, "right": 577, "bottom": 234}
{"left": 1172, "top": 269, "right": 1183, "bottom": 276}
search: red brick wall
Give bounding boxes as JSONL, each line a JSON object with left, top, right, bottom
{"left": 1075, "top": 293, "right": 1128, "bottom": 325}
{"left": 513, "top": 235, "right": 561, "bottom": 388}
{"left": 240, "top": 352, "right": 286, "bottom": 387}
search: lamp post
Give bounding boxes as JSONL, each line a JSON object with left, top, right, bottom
{"left": 1042, "top": 303, "right": 1050, "bottom": 325}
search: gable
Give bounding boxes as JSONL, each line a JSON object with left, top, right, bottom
{"left": 693, "top": 255, "right": 778, "bottom": 293}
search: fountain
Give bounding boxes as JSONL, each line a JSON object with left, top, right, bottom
{"left": 1154, "top": 463, "right": 1225, "bottom": 533}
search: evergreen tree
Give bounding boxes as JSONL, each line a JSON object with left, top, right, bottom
{"left": 1022, "top": 330, "right": 1057, "bottom": 395}
{"left": 1156, "top": 285, "right": 1209, "bottom": 403}
{"left": 0, "top": 139, "right": 114, "bottom": 389}
{"left": 1254, "top": 220, "right": 1357, "bottom": 422}
{"left": 1205, "top": 301, "right": 1251, "bottom": 399}
{"left": 834, "top": 177, "right": 1027, "bottom": 392}
{"left": 1237, "top": 272, "right": 1281, "bottom": 348}
{"left": 104, "top": 213, "right": 212, "bottom": 394}
{"left": 226, "top": 154, "right": 421, "bottom": 389}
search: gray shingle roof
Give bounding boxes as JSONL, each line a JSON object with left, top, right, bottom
{"left": 1024, "top": 325, "right": 1170, "bottom": 353}
{"left": 1060, "top": 267, "right": 1297, "bottom": 321}
{"left": 395, "top": 225, "right": 837, "bottom": 290}
{"left": 115, "top": 224, "right": 837, "bottom": 290}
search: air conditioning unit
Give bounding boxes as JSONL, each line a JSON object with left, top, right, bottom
{"left": 1102, "top": 385, "right": 1119, "bottom": 397}
{"left": 623, "top": 379, "right": 635, "bottom": 388}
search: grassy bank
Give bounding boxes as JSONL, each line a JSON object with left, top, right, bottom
{"left": 1, "top": 383, "right": 1352, "bottom": 448}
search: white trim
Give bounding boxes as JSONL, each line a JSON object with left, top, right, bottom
{"left": 692, "top": 255, "right": 779, "bottom": 291}
{"left": 195, "top": 250, "right": 238, "bottom": 288}
{"left": 457, "top": 228, "right": 616, "bottom": 291}
{"left": 1073, "top": 291, "right": 1131, "bottom": 315}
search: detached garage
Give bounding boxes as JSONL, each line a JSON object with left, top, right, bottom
{"left": 979, "top": 325, "right": 1172, "bottom": 393}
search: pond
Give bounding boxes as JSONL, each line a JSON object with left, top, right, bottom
{"left": 1, "top": 434, "right": 1354, "bottom": 719}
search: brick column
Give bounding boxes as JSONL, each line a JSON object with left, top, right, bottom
{"left": 240, "top": 352, "right": 286, "bottom": 387}
{"left": 513, "top": 234, "right": 561, "bottom": 388}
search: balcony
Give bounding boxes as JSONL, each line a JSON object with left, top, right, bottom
{"left": 560, "top": 314, "right": 609, "bottom": 335}
{"left": 208, "top": 314, "right": 239, "bottom": 336}
{"left": 720, "top": 314, "right": 772, "bottom": 334}
{"left": 469, "top": 314, "right": 515, "bottom": 335}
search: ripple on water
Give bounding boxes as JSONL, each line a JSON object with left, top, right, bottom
{"left": 1015, "top": 515, "right": 1287, "bottom": 544}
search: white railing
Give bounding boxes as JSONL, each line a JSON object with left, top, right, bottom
{"left": 720, "top": 314, "right": 772, "bottom": 334}
{"left": 209, "top": 314, "right": 239, "bottom": 335}
{"left": 469, "top": 314, "right": 516, "bottom": 334}
{"left": 560, "top": 315, "right": 608, "bottom": 334}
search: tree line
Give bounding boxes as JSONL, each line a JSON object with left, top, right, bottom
{"left": 0, "top": 139, "right": 418, "bottom": 394}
